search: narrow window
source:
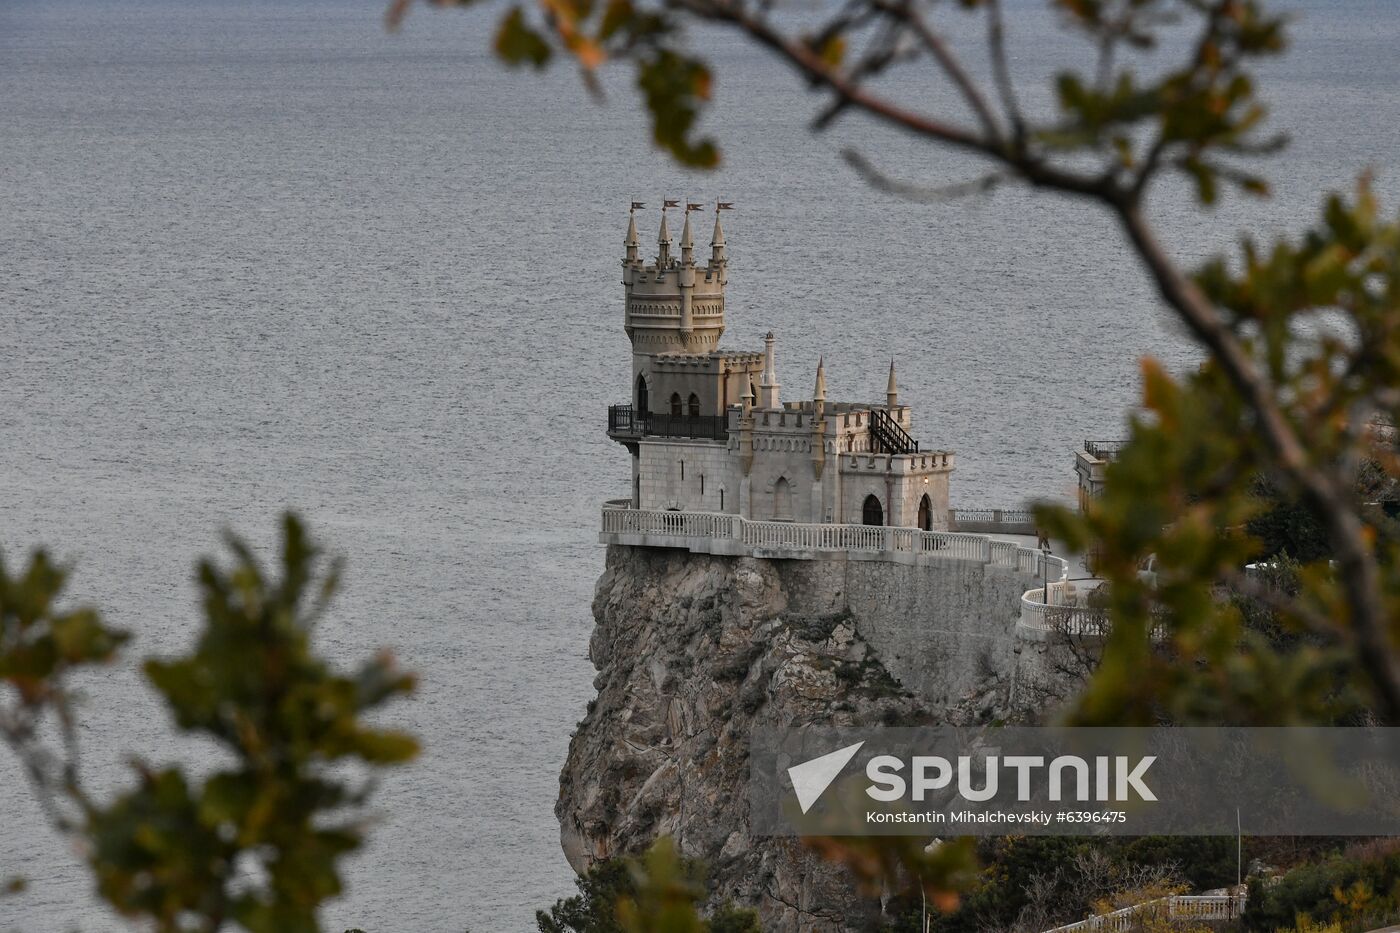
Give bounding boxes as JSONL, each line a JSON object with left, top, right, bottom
{"left": 700, "top": 474, "right": 705, "bottom": 495}
{"left": 720, "top": 489, "right": 725, "bottom": 510}
{"left": 688, "top": 393, "right": 701, "bottom": 417}
{"left": 680, "top": 460, "right": 685, "bottom": 481}
{"left": 670, "top": 393, "right": 682, "bottom": 416}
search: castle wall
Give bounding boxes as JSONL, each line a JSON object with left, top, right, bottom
{"left": 895, "top": 474, "right": 950, "bottom": 531}
{"left": 837, "top": 467, "right": 895, "bottom": 526}
{"left": 637, "top": 439, "right": 735, "bottom": 512}
{"left": 777, "top": 556, "right": 1032, "bottom": 708}
{"left": 745, "top": 434, "right": 817, "bottom": 522}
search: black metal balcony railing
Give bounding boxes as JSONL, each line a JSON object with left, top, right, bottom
{"left": 608, "top": 404, "right": 729, "bottom": 440}
{"left": 609, "top": 404, "right": 643, "bottom": 434}
{"left": 648, "top": 413, "right": 729, "bottom": 439}
{"left": 1084, "top": 439, "right": 1128, "bottom": 460}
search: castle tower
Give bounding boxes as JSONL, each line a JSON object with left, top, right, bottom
{"left": 621, "top": 203, "right": 728, "bottom": 413}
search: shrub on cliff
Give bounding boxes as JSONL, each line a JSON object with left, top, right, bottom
{"left": 537, "top": 839, "right": 759, "bottom": 933}
{"left": 1245, "top": 841, "right": 1400, "bottom": 933}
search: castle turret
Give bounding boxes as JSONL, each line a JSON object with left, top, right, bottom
{"left": 680, "top": 209, "right": 695, "bottom": 265}
{"left": 624, "top": 211, "right": 640, "bottom": 264}
{"left": 622, "top": 200, "right": 727, "bottom": 385}
{"left": 710, "top": 209, "right": 728, "bottom": 283}
{"left": 886, "top": 358, "right": 899, "bottom": 409}
{"left": 657, "top": 210, "right": 672, "bottom": 267}
{"left": 760, "top": 332, "right": 781, "bottom": 408}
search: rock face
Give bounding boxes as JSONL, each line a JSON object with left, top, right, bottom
{"left": 557, "top": 545, "right": 1045, "bottom": 930}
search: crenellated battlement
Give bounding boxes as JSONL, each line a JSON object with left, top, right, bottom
{"left": 621, "top": 204, "right": 729, "bottom": 357}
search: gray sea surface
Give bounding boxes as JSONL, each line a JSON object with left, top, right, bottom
{"left": 3, "top": 0, "right": 1399, "bottom": 929}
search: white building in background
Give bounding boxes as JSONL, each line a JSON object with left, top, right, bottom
{"left": 607, "top": 203, "right": 954, "bottom": 530}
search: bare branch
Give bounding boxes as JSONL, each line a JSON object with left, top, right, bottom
{"left": 843, "top": 149, "right": 1004, "bottom": 202}
{"left": 671, "top": 0, "right": 1114, "bottom": 198}
{"left": 985, "top": 0, "right": 1025, "bottom": 144}
{"left": 868, "top": 0, "right": 1004, "bottom": 145}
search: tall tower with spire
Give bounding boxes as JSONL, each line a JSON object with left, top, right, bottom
{"left": 621, "top": 205, "right": 729, "bottom": 412}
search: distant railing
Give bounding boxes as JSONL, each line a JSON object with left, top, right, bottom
{"left": 949, "top": 507, "right": 1037, "bottom": 534}
{"left": 601, "top": 503, "right": 1068, "bottom": 579}
{"left": 1041, "top": 894, "right": 1246, "bottom": 933}
{"left": 1083, "top": 439, "right": 1128, "bottom": 460}
{"left": 1018, "top": 586, "right": 1111, "bottom": 638}
{"left": 607, "top": 404, "right": 729, "bottom": 440}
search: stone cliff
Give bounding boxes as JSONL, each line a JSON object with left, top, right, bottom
{"left": 557, "top": 544, "right": 1046, "bottom": 930}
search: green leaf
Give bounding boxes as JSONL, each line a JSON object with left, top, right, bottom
{"left": 495, "top": 7, "right": 552, "bottom": 68}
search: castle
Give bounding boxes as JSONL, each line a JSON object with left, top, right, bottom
{"left": 606, "top": 204, "right": 955, "bottom": 531}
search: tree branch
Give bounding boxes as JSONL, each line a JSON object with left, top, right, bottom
{"left": 868, "top": 0, "right": 1004, "bottom": 145}
{"left": 843, "top": 149, "right": 1004, "bottom": 201}
{"left": 985, "top": 0, "right": 1025, "bottom": 144}
{"left": 1117, "top": 203, "right": 1400, "bottom": 721}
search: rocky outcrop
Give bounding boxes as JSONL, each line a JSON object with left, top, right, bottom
{"left": 557, "top": 545, "right": 1046, "bottom": 930}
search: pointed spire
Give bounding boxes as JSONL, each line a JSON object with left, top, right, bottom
{"left": 813, "top": 356, "right": 826, "bottom": 401}
{"left": 680, "top": 209, "right": 694, "bottom": 264}
{"left": 625, "top": 212, "right": 640, "bottom": 263}
{"left": 710, "top": 211, "right": 726, "bottom": 264}
{"left": 657, "top": 209, "right": 672, "bottom": 266}
{"left": 886, "top": 358, "right": 899, "bottom": 409}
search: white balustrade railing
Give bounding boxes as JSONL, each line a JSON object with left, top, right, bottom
{"left": 1019, "top": 586, "right": 1111, "bottom": 637}
{"left": 602, "top": 505, "right": 1068, "bottom": 580}
{"left": 1041, "top": 894, "right": 1245, "bottom": 933}
{"left": 950, "top": 507, "right": 1036, "bottom": 527}
{"left": 602, "top": 506, "right": 737, "bottom": 540}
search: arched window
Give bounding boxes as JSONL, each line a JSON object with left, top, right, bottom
{"left": 719, "top": 488, "right": 725, "bottom": 511}
{"left": 687, "top": 393, "right": 701, "bottom": 417}
{"left": 917, "top": 494, "right": 933, "bottom": 532}
{"left": 862, "top": 494, "right": 884, "bottom": 527}
{"left": 636, "top": 373, "right": 649, "bottom": 413}
{"left": 773, "top": 477, "right": 793, "bottom": 521}
{"left": 670, "top": 393, "right": 682, "bottom": 417}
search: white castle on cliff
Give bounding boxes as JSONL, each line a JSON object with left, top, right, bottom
{"left": 606, "top": 202, "right": 954, "bottom": 531}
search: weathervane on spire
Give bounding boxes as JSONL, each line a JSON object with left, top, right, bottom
{"left": 715, "top": 201, "right": 734, "bottom": 212}
{"left": 686, "top": 202, "right": 705, "bottom": 213}
{"left": 630, "top": 201, "right": 645, "bottom": 214}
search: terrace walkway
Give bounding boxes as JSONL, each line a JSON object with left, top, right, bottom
{"left": 600, "top": 501, "right": 1069, "bottom": 580}
{"left": 599, "top": 503, "right": 1123, "bottom": 643}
